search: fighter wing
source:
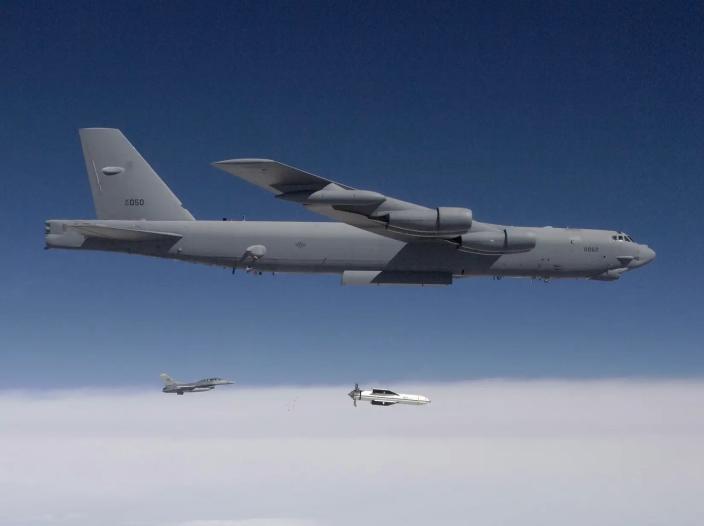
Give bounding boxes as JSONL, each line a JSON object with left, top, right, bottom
{"left": 213, "top": 159, "right": 473, "bottom": 242}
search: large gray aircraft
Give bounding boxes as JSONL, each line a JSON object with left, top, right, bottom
{"left": 45, "top": 128, "right": 655, "bottom": 285}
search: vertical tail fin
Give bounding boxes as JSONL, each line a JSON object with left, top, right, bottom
{"left": 160, "top": 373, "right": 177, "bottom": 386}
{"left": 79, "top": 128, "right": 195, "bottom": 221}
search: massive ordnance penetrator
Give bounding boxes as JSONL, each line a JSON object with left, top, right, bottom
{"left": 347, "top": 384, "right": 431, "bottom": 407}
{"left": 45, "top": 128, "right": 656, "bottom": 285}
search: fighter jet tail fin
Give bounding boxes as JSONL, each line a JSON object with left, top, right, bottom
{"left": 160, "top": 373, "right": 176, "bottom": 386}
{"left": 79, "top": 128, "right": 195, "bottom": 221}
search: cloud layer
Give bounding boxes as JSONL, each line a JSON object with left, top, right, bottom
{"left": 1, "top": 380, "right": 703, "bottom": 525}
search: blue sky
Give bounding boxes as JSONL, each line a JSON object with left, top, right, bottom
{"left": 1, "top": 1, "right": 702, "bottom": 387}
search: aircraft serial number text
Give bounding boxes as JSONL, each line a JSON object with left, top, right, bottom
{"left": 124, "top": 199, "right": 145, "bottom": 206}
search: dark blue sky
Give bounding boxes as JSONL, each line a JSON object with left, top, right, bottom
{"left": 1, "top": 1, "right": 702, "bottom": 387}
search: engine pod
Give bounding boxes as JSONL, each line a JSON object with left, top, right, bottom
{"left": 459, "top": 228, "right": 536, "bottom": 254}
{"left": 384, "top": 207, "right": 473, "bottom": 236}
{"left": 305, "top": 188, "right": 387, "bottom": 206}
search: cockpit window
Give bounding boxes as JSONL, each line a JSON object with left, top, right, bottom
{"left": 613, "top": 234, "right": 634, "bottom": 242}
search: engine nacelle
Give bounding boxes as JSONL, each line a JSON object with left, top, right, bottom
{"left": 459, "top": 228, "right": 536, "bottom": 254}
{"left": 385, "top": 207, "right": 472, "bottom": 236}
{"left": 305, "top": 188, "right": 386, "bottom": 206}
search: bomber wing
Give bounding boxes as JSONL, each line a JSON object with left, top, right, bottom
{"left": 212, "top": 159, "right": 473, "bottom": 242}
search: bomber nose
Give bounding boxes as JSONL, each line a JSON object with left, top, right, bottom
{"left": 633, "top": 246, "right": 656, "bottom": 268}
{"left": 642, "top": 246, "right": 656, "bottom": 265}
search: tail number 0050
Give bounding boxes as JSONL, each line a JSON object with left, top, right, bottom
{"left": 124, "top": 198, "right": 145, "bottom": 206}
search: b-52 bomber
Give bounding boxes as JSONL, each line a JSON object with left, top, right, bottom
{"left": 160, "top": 373, "right": 233, "bottom": 395}
{"left": 45, "top": 128, "right": 655, "bottom": 285}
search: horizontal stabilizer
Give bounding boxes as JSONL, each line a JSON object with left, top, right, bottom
{"left": 72, "top": 224, "right": 182, "bottom": 243}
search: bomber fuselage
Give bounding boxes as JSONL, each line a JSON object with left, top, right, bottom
{"left": 45, "top": 219, "right": 655, "bottom": 282}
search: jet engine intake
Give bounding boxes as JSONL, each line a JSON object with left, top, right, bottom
{"left": 384, "top": 207, "right": 472, "bottom": 236}
{"left": 458, "top": 228, "right": 536, "bottom": 254}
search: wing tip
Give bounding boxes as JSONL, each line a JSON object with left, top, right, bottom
{"left": 212, "top": 158, "right": 276, "bottom": 167}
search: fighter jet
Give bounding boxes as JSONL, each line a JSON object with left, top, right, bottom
{"left": 45, "top": 128, "right": 655, "bottom": 285}
{"left": 348, "top": 384, "right": 431, "bottom": 407}
{"left": 160, "top": 373, "right": 233, "bottom": 395}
